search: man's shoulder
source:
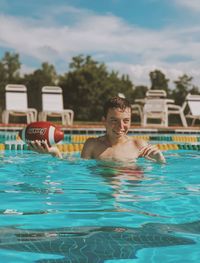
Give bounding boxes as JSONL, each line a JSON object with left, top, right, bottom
{"left": 131, "top": 137, "right": 148, "bottom": 149}
{"left": 85, "top": 135, "right": 105, "bottom": 146}
{"left": 81, "top": 135, "right": 105, "bottom": 159}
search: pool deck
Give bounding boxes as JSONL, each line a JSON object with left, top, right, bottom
{"left": 0, "top": 122, "right": 200, "bottom": 134}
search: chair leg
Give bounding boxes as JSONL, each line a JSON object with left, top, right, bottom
{"left": 62, "top": 114, "right": 67, "bottom": 125}
{"left": 64, "top": 113, "right": 71, "bottom": 125}
{"left": 191, "top": 118, "right": 196, "bottom": 126}
{"left": 38, "top": 112, "right": 43, "bottom": 121}
{"left": 39, "top": 112, "right": 47, "bottom": 121}
{"left": 4, "top": 112, "right": 9, "bottom": 124}
{"left": 66, "top": 110, "right": 74, "bottom": 125}
{"left": 142, "top": 115, "right": 147, "bottom": 126}
{"left": 26, "top": 114, "right": 30, "bottom": 124}
{"left": 28, "top": 112, "right": 35, "bottom": 123}
{"left": 69, "top": 112, "right": 74, "bottom": 125}
{"left": 140, "top": 115, "right": 144, "bottom": 126}
{"left": 2, "top": 111, "right": 5, "bottom": 123}
{"left": 180, "top": 112, "right": 187, "bottom": 127}
{"left": 26, "top": 112, "right": 32, "bottom": 124}
{"left": 164, "top": 114, "right": 168, "bottom": 127}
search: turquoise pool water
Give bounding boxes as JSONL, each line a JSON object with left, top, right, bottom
{"left": 0, "top": 149, "right": 200, "bottom": 262}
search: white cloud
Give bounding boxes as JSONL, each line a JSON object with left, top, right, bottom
{"left": 174, "top": 0, "right": 200, "bottom": 12}
{"left": 20, "top": 64, "right": 36, "bottom": 75}
{"left": 109, "top": 60, "right": 200, "bottom": 89}
{"left": 0, "top": 4, "right": 200, "bottom": 89}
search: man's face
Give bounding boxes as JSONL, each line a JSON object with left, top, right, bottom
{"left": 104, "top": 107, "right": 131, "bottom": 139}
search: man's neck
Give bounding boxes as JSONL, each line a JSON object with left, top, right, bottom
{"left": 105, "top": 134, "right": 128, "bottom": 146}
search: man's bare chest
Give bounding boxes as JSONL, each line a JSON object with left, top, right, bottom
{"left": 95, "top": 142, "right": 139, "bottom": 161}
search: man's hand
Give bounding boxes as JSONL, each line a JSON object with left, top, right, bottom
{"left": 139, "top": 144, "right": 166, "bottom": 164}
{"left": 28, "top": 140, "right": 63, "bottom": 159}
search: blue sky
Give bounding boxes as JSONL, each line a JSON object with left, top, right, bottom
{"left": 1, "top": 0, "right": 200, "bottom": 87}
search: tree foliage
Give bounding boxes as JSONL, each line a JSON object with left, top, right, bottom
{"left": 0, "top": 51, "right": 200, "bottom": 122}
{"left": 0, "top": 52, "right": 21, "bottom": 113}
{"left": 132, "top": 85, "right": 148, "bottom": 100}
{"left": 149, "top": 69, "right": 169, "bottom": 93}
{"left": 59, "top": 55, "right": 134, "bottom": 120}
{"left": 23, "top": 62, "right": 57, "bottom": 110}
{"left": 172, "top": 74, "right": 199, "bottom": 105}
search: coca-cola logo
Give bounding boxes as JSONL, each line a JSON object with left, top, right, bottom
{"left": 27, "top": 127, "right": 47, "bottom": 136}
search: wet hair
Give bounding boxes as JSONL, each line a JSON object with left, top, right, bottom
{"left": 103, "top": 96, "right": 131, "bottom": 117}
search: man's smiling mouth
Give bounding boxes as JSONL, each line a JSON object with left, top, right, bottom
{"left": 113, "top": 130, "right": 125, "bottom": 135}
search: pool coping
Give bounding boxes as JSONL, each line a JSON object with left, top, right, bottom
{"left": 0, "top": 123, "right": 200, "bottom": 134}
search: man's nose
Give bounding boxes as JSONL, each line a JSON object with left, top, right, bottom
{"left": 117, "top": 120, "right": 124, "bottom": 129}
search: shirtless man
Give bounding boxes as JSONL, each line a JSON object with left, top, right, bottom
{"left": 30, "top": 97, "right": 165, "bottom": 163}
{"left": 81, "top": 96, "right": 165, "bottom": 163}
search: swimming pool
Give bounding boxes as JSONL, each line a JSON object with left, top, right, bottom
{"left": 0, "top": 133, "right": 200, "bottom": 262}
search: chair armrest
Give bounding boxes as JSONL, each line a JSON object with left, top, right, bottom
{"left": 167, "top": 104, "right": 182, "bottom": 111}
{"left": 131, "top": 104, "right": 141, "bottom": 109}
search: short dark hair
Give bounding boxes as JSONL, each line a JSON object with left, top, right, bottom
{"left": 103, "top": 96, "right": 131, "bottom": 117}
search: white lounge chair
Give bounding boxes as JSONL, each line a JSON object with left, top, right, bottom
{"left": 133, "top": 90, "right": 167, "bottom": 125}
{"left": 2, "top": 84, "right": 37, "bottom": 124}
{"left": 142, "top": 99, "right": 168, "bottom": 127}
{"left": 142, "top": 98, "right": 188, "bottom": 127}
{"left": 182, "top": 93, "right": 200, "bottom": 126}
{"left": 38, "top": 86, "right": 74, "bottom": 125}
{"left": 167, "top": 104, "right": 188, "bottom": 127}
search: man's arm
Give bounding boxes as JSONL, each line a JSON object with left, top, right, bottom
{"left": 28, "top": 138, "right": 95, "bottom": 160}
{"left": 81, "top": 138, "right": 95, "bottom": 159}
{"left": 135, "top": 139, "right": 166, "bottom": 164}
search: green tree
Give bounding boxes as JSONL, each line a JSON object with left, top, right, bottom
{"left": 23, "top": 62, "right": 58, "bottom": 111}
{"left": 0, "top": 52, "right": 21, "bottom": 118}
{"left": 189, "top": 85, "right": 200, "bottom": 95}
{"left": 132, "top": 85, "right": 148, "bottom": 100}
{"left": 0, "top": 51, "right": 21, "bottom": 92}
{"left": 172, "top": 74, "right": 197, "bottom": 105}
{"left": 0, "top": 62, "right": 6, "bottom": 92}
{"left": 1, "top": 52, "right": 21, "bottom": 82}
{"left": 149, "top": 69, "right": 169, "bottom": 93}
{"left": 59, "top": 55, "right": 134, "bottom": 121}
